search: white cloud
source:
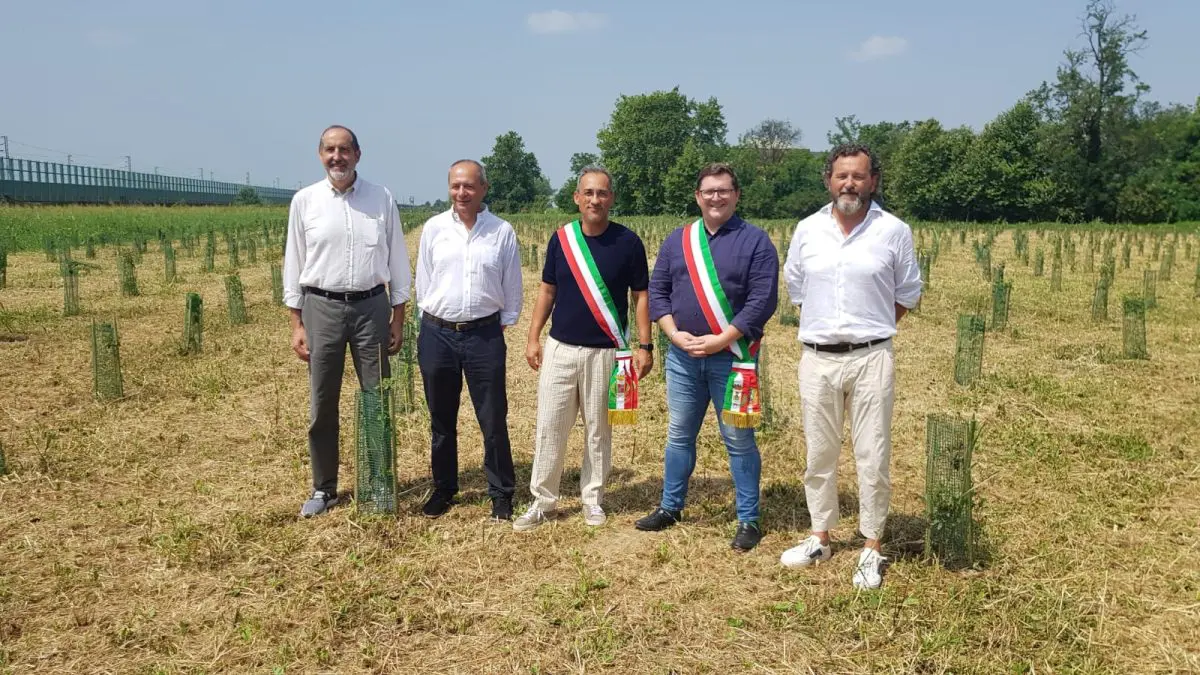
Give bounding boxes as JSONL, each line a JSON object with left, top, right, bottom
{"left": 86, "top": 28, "right": 132, "bottom": 50}
{"left": 526, "top": 10, "right": 608, "bottom": 34}
{"left": 849, "top": 35, "right": 908, "bottom": 62}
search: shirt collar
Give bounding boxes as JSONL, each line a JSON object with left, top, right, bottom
{"left": 451, "top": 204, "right": 490, "bottom": 227}
{"left": 326, "top": 173, "right": 359, "bottom": 196}
{"left": 707, "top": 214, "right": 745, "bottom": 235}
{"left": 820, "top": 200, "right": 883, "bottom": 232}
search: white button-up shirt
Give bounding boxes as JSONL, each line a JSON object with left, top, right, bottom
{"left": 784, "top": 201, "right": 923, "bottom": 344}
{"left": 415, "top": 207, "right": 523, "bottom": 326}
{"left": 282, "top": 175, "right": 412, "bottom": 309}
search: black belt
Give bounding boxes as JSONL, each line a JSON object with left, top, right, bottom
{"left": 423, "top": 311, "right": 500, "bottom": 332}
{"left": 803, "top": 337, "right": 891, "bottom": 353}
{"left": 303, "top": 284, "right": 385, "bottom": 302}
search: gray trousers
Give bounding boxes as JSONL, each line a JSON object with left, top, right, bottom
{"left": 301, "top": 291, "right": 392, "bottom": 493}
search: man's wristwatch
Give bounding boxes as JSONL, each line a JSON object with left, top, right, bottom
{"left": 638, "top": 343, "right": 654, "bottom": 352}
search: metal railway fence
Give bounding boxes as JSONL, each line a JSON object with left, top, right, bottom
{"left": 0, "top": 157, "right": 294, "bottom": 205}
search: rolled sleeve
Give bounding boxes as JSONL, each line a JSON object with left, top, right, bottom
{"left": 386, "top": 201, "right": 411, "bottom": 306}
{"left": 893, "top": 224, "right": 923, "bottom": 309}
{"left": 500, "top": 231, "right": 523, "bottom": 325}
{"left": 648, "top": 230, "right": 678, "bottom": 322}
{"left": 282, "top": 193, "right": 306, "bottom": 309}
{"left": 729, "top": 234, "right": 779, "bottom": 342}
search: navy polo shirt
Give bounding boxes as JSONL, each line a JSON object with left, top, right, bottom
{"left": 543, "top": 222, "right": 649, "bottom": 348}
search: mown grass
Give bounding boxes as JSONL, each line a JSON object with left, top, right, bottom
{"left": 0, "top": 209, "right": 1197, "bottom": 673}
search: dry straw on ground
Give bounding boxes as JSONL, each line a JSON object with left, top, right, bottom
{"left": 0, "top": 221, "right": 1197, "bottom": 673}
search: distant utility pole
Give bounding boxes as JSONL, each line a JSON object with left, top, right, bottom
{"left": 198, "top": 168, "right": 203, "bottom": 179}
{"left": 209, "top": 171, "right": 214, "bottom": 181}
{"left": 0, "top": 135, "right": 8, "bottom": 158}
{"left": 245, "top": 171, "right": 250, "bottom": 185}
{"left": 124, "top": 155, "right": 132, "bottom": 171}
{"left": 154, "top": 166, "right": 159, "bottom": 174}
{"left": 67, "top": 155, "right": 73, "bottom": 165}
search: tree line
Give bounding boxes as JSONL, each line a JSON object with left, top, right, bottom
{"left": 432, "top": 1, "right": 1197, "bottom": 224}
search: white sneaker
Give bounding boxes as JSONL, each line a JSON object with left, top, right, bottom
{"left": 780, "top": 535, "right": 832, "bottom": 568}
{"left": 513, "top": 504, "right": 553, "bottom": 532}
{"left": 582, "top": 504, "right": 607, "bottom": 526}
{"left": 852, "top": 548, "right": 885, "bottom": 589}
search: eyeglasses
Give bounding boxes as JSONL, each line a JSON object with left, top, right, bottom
{"left": 698, "top": 188, "right": 736, "bottom": 199}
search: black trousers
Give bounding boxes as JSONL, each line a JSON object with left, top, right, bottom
{"left": 417, "top": 315, "right": 515, "bottom": 499}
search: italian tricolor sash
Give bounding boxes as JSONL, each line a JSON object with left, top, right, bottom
{"left": 681, "top": 220, "right": 762, "bottom": 428}
{"left": 556, "top": 220, "right": 638, "bottom": 425}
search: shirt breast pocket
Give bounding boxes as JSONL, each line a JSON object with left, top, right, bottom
{"left": 478, "top": 248, "right": 502, "bottom": 276}
{"left": 359, "top": 217, "right": 385, "bottom": 248}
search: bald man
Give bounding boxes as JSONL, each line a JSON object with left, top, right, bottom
{"left": 284, "top": 125, "right": 411, "bottom": 518}
{"left": 414, "top": 160, "right": 523, "bottom": 521}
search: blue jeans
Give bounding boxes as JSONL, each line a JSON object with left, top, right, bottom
{"left": 660, "top": 344, "right": 761, "bottom": 522}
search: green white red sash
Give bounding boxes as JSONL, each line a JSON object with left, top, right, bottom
{"left": 556, "top": 220, "right": 638, "bottom": 425}
{"left": 681, "top": 219, "right": 762, "bottom": 428}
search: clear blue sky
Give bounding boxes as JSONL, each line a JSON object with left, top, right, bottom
{"left": 3, "top": 0, "right": 1196, "bottom": 205}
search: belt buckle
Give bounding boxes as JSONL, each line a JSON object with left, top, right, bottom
{"left": 453, "top": 321, "right": 468, "bottom": 331}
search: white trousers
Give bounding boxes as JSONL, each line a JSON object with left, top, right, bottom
{"left": 529, "top": 337, "right": 614, "bottom": 509}
{"left": 798, "top": 341, "right": 895, "bottom": 540}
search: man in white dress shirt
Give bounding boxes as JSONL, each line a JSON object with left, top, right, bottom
{"left": 283, "top": 125, "right": 411, "bottom": 518}
{"left": 779, "top": 143, "right": 923, "bottom": 589}
{"left": 415, "top": 159, "right": 523, "bottom": 521}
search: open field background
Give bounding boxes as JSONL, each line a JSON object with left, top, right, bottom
{"left": 1, "top": 206, "right": 1198, "bottom": 673}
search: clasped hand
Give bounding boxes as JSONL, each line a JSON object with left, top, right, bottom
{"left": 671, "top": 331, "right": 727, "bottom": 357}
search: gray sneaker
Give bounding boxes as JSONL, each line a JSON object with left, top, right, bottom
{"left": 582, "top": 504, "right": 607, "bottom": 526}
{"left": 513, "top": 504, "right": 553, "bottom": 532}
{"left": 300, "top": 490, "right": 338, "bottom": 518}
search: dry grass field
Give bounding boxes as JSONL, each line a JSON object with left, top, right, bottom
{"left": 0, "top": 213, "right": 1198, "bottom": 673}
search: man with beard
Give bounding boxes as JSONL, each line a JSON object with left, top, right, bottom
{"left": 284, "top": 125, "right": 412, "bottom": 518}
{"left": 637, "top": 162, "right": 778, "bottom": 553}
{"left": 415, "top": 159, "right": 522, "bottom": 521}
{"left": 778, "top": 143, "right": 923, "bottom": 589}
{"left": 516, "top": 166, "right": 652, "bottom": 531}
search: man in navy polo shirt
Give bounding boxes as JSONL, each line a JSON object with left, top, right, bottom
{"left": 516, "top": 166, "right": 652, "bottom": 531}
{"left": 638, "top": 162, "right": 778, "bottom": 552}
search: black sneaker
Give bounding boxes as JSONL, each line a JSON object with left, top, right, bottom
{"left": 491, "top": 495, "right": 513, "bottom": 521}
{"left": 422, "top": 491, "right": 455, "bottom": 518}
{"left": 731, "top": 521, "right": 763, "bottom": 552}
{"left": 634, "top": 507, "right": 681, "bottom": 531}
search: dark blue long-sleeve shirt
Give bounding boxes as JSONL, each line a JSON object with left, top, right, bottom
{"left": 648, "top": 215, "right": 779, "bottom": 342}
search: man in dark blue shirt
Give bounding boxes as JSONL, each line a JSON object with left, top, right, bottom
{"left": 517, "top": 166, "right": 652, "bottom": 532}
{"left": 638, "top": 162, "right": 779, "bottom": 552}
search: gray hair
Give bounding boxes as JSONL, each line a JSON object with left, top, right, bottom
{"left": 450, "top": 159, "right": 488, "bottom": 185}
{"left": 576, "top": 164, "right": 615, "bottom": 192}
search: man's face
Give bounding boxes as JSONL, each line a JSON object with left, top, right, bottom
{"left": 319, "top": 128, "right": 360, "bottom": 184}
{"left": 449, "top": 163, "right": 488, "bottom": 214}
{"left": 694, "top": 173, "right": 739, "bottom": 225}
{"left": 826, "top": 153, "right": 877, "bottom": 216}
{"left": 573, "top": 172, "right": 614, "bottom": 224}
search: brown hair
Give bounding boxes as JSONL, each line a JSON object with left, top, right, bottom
{"left": 823, "top": 143, "right": 879, "bottom": 179}
{"left": 694, "top": 162, "right": 740, "bottom": 192}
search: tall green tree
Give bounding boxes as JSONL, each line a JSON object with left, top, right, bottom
{"left": 1116, "top": 98, "right": 1200, "bottom": 221}
{"left": 481, "top": 131, "right": 548, "bottom": 212}
{"left": 553, "top": 152, "right": 599, "bottom": 211}
{"left": 596, "top": 87, "right": 728, "bottom": 215}
{"left": 1030, "top": 0, "right": 1149, "bottom": 221}
{"left": 960, "top": 101, "right": 1054, "bottom": 222}
{"left": 889, "top": 120, "right": 974, "bottom": 220}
